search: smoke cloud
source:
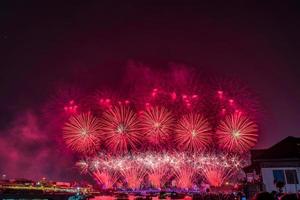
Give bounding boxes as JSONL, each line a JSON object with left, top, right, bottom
{"left": 0, "top": 110, "right": 80, "bottom": 181}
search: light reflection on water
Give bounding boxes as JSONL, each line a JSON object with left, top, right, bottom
{"left": 91, "top": 195, "right": 192, "bottom": 200}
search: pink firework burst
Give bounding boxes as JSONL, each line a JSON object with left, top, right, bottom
{"left": 63, "top": 113, "right": 102, "bottom": 154}
{"left": 175, "top": 113, "right": 212, "bottom": 152}
{"left": 174, "top": 166, "right": 196, "bottom": 189}
{"left": 93, "top": 170, "right": 119, "bottom": 189}
{"left": 120, "top": 165, "right": 147, "bottom": 189}
{"left": 201, "top": 166, "right": 229, "bottom": 187}
{"left": 216, "top": 113, "right": 258, "bottom": 153}
{"left": 140, "top": 106, "right": 175, "bottom": 146}
{"left": 148, "top": 164, "right": 171, "bottom": 189}
{"left": 100, "top": 106, "right": 142, "bottom": 153}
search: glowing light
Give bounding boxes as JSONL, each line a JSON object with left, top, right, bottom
{"left": 221, "top": 108, "right": 226, "bottom": 114}
{"left": 64, "top": 100, "right": 78, "bottom": 114}
{"left": 175, "top": 113, "right": 212, "bottom": 152}
{"left": 100, "top": 106, "right": 142, "bottom": 153}
{"left": 76, "top": 160, "right": 89, "bottom": 174}
{"left": 84, "top": 152, "right": 245, "bottom": 189}
{"left": 216, "top": 113, "right": 258, "bottom": 153}
{"left": 57, "top": 67, "right": 261, "bottom": 190}
{"left": 63, "top": 113, "right": 102, "bottom": 154}
{"left": 120, "top": 165, "right": 147, "bottom": 189}
{"left": 148, "top": 164, "right": 171, "bottom": 189}
{"left": 170, "top": 92, "right": 177, "bottom": 100}
{"left": 140, "top": 106, "right": 175, "bottom": 146}
{"left": 232, "top": 130, "right": 240, "bottom": 138}
{"left": 93, "top": 170, "right": 119, "bottom": 189}
{"left": 174, "top": 166, "right": 196, "bottom": 189}
{"left": 202, "top": 166, "right": 227, "bottom": 187}
{"left": 217, "top": 90, "right": 223, "bottom": 96}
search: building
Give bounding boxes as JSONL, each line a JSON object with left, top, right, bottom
{"left": 244, "top": 136, "right": 300, "bottom": 193}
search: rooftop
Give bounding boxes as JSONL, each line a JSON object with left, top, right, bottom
{"left": 252, "top": 136, "right": 300, "bottom": 161}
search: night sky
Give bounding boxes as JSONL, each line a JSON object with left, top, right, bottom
{"left": 0, "top": 1, "right": 300, "bottom": 180}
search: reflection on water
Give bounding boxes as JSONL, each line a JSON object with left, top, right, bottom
{"left": 90, "top": 193, "right": 241, "bottom": 200}
{"left": 91, "top": 196, "right": 192, "bottom": 200}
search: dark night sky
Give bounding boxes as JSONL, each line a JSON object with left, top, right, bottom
{"left": 0, "top": 1, "right": 300, "bottom": 180}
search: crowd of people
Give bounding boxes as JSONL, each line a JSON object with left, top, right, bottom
{"left": 185, "top": 192, "right": 300, "bottom": 200}
{"left": 252, "top": 192, "right": 299, "bottom": 200}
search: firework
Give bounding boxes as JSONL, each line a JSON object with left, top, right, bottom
{"left": 63, "top": 113, "right": 102, "bottom": 154}
{"left": 148, "top": 164, "right": 171, "bottom": 189}
{"left": 83, "top": 152, "right": 245, "bottom": 189}
{"left": 203, "top": 169, "right": 225, "bottom": 187}
{"left": 63, "top": 100, "right": 78, "bottom": 114}
{"left": 55, "top": 66, "right": 261, "bottom": 189}
{"left": 199, "top": 154, "right": 242, "bottom": 187}
{"left": 175, "top": 113, "right": 212, "bottom": 152}
{"left": 120, "top": 164, "right": 147, "bottom": 189}
{"left": 194, "top": 153, "right": 243, "bottom": 187}
{"left": 76, "top": 160, "right": 89, "bottom": 174}
{"left": 201, "top": 166, "right": 229, "bottom": 187}
{"left": 174, "top": 166, "right": 196, "bottom": 189}
{"left": 193, "top": 153, "right": 243, "bottom": 169}
{"left": 93, "top": 170, "right": 119, "bottom": 189}
{"left": 140, "top": 106, "right": 175, "bottom": 147}
{"left": 216, "top": 113, "right": 258, "bottom": 153}
{"left": 209, "top": 77, "right": 262, "bottom": 119}
{"left": 100, "top": 106, "right": 142, "bottom": 153}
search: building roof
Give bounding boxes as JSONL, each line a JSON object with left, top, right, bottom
{"left": 253, "top": 136, "right": 300, "bottom": 161}
{"left": 244, "top": 136, "right": 300, "bottom": 173}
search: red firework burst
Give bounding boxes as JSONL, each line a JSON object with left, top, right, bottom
{"left": 93, "top": 170, "right": 119, "bottom": 189}
{"left": 216, "top": 113, "right": 258, "bottom": 153}
{"left": 174, "top": 166, "right": 196, "bottom": 189}
{"left": 175, "top": 113, "right": 212, "bottom": 152}
{"left": 120, "top": 165, "right": 147, "bottom": 189}
{"left": 201, "top": 166, "right": 228, "bottom": 187}
{"left": 140, "top": 106, "right": 175, "bottom": 146}
{"left": 63, "top": 113, "right": 102, "bottom": 154}
{"left": 100, "top": 106, "right": 142, "bottom": 153}
{"left": 148, "top": 165, "right": 171, "bottom": 189}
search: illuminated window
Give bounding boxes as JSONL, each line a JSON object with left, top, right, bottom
{"left": 273, "top": 170, "right": 285, "bottom": 184}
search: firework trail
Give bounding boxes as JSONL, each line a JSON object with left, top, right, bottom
{"left": 93, "top": 170, "right": 119, "bottom": 189}
{"left": 174, "top": 166, "right": 196, "bottom": 189}
{"left": 82, "top": 152, "right": 245, "bottom": 189}
{"left": 147, "top": 164, "right": 171, "bottom": 189}
{"left": 76, "top": 160, "right": 89, "bottom": 174}
{"left": 195, "top": 153, "right": 242, "bottom": 187}
{"left": 76, "top": 159, "right": 119, "bottom": 189}
{"left": 201, "top": 165, "right": 230, "bottom": 187}
{"left": 120, "top": 164, "right": 147, "bottom": 189}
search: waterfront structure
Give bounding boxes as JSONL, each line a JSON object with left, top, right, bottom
{"left": 244, "top": 136, "right": 300, "bottom": 193}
